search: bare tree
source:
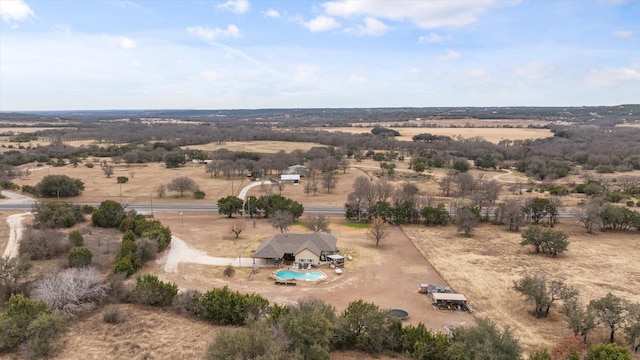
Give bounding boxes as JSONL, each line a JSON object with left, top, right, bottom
{"left": 303, "top": 214, "right": 330, "bottom": 233}
{"left": 258, "top": 182, "right": 272, "bottom": 195}
{"left": 321, "top": 171, "right": 338, "bottom": 193}
{"left": 439, "top": 171, "right": 456, "bottom": 197}
{"left": 454, "top": 203, "right": 479, "bottom": 237}
{"left": 617, "top": 175, "right": 640, "bottom": 194}
{"left": 156, "top": 184, "right": 166, "bottom": 198}
{"left": 32, "top": 267, "right": 110, "bottom": 316}
{"left": 229, "top": 219, "right": 246, "bottom": 239}
{"left": 573, "top": 197, "right": 603, "bottom": 234}
{"left": 339, "top": 158, "right": 350, "bottom": 174}
{"left": 304, "top": 180, "right": 318, "bottom": 196}
{"left": 367, "top": 217, "right": 389, "bottom": 246}
{"left": 102, "top": 164, "right": 114, "bottom": 178}
{"left": 269, "top": 210, "right": 294, "bottom": 233}
{"left": 167, "top": 176, "right": 198, "bottom": 197}
{"left": 495, "top": 198, "right": 525, "bottom": 231}
{"left": 0, "top": 255, "right": 31, "bottom": 300}
{"left": 129, "top": 170, "right": 135, "bottom": 179}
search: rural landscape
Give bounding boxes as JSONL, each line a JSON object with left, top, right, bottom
{"left": 0, "top": 106, "right": 639, "bottom": 359}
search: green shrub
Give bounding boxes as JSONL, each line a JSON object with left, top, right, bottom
{"left": 21, "top": 185, "right": 37, "bottom": 195}
{"left": 68, "top": 230, "right": 84, "bottom": 247}
{"left": 193, "top": 190, "right": 206, "bottom": 199}
{"left": 102, "top": 306, "right": 125, "bottom": 324}
{"left": 199, "top": 286, "right": 270, "bottom": 325}
{"left": 0, "top": 294, "right": 50, "bottom": 352}
{"left": 585, "top": 343, "right": 631, "bottom": 360}
{"left": 116, "top": 176, "right": 129, "bottom": 184}
{"left": 32, "top": 201, "right": 85, "bottom": 229}
{"left": 113, "top": 253, "right": 139, "bottom": 277}
{"left": 627, "top": 200, "right": 636, "bottom": 207}
{"left": 67, "top": 246, "right": 93, "bottom": 268}
{"left": 606, "top": 191, "right": 625, "bottom": 203}
{"left": 131, "top": 274, "right": 178, "bottom": 307}
{"left": 91, "top": 200, "right": 125, "bottom": 228}
{"left": 135, "top": 237, "right": 158, "bottom": 263}
{"left": 85, "top": 163, "right": 94, "bottom": 168}
{"left": 24, "top": 313, "right": 68, "bottom": 359}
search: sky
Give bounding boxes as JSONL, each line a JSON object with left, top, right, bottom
{"left": 0, "top": 0, "right": 639, "bottom": 111}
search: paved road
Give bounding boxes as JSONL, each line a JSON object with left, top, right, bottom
{"left": 0, "top": 191, "right": 578, "bottom": 218}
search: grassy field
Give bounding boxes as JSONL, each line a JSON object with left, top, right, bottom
{"left": 3, "top": 121, "right": 640, "bottom": 355}
{"left": 404, "top": 222, "right": 640, "bottom": 351}
{"left": 317, "top": 126, "right": 554, "bottom": 144}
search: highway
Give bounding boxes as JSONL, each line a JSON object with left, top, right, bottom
{"left": 0, "top": 200, "right": 579, "bottom": 218}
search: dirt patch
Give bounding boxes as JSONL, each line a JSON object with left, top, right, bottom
{"left": 148, "top": 214, "right": 474, "bottom": 332}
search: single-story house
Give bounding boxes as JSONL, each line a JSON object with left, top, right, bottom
{"left": 280, "top": 174, "right": 301, "bottom": 184}
{"left": 253, "top": 233, "right": 339, "bottom": 266}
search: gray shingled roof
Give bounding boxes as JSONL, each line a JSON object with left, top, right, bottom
{"left": 253, "top": 233, "right": 337, "bottom": 259}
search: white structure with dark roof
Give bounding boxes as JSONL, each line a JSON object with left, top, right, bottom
{"left": 253, "top": 233, "right": 338, "bottom": 265}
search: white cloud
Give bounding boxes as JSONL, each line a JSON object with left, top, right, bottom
{"left": 0, "top": 0, "right": 35, "bottom": 27}
{"left": 262, "top": 9, "right": 280, "bottom": 18}
{"left": 418, "top": 32, "right": 452, "bottom": 44}
{"left": 294, "top": 65, "right": 320, "bottom": 84}
{"left": 322, "top": 0, "right": 501, "bottom": 29}
{"left": 349, "top": 74, "right": 367, "bottom": 83}
{"left": 585, "top": 63, "right": 640, "bottom": 87}
{"left": 514, "top": 62, "right": 553, "bottom": 81}
{"left": 355, "top": 17, "right": 389, "bottom": 36}
{"left": 217, "top": 0, "right": 250, "bottom": 14}
{"left": 187, "top": 25, "right": 241, "bottom": 40}
{"left": 439, "top": 49, "right": 461, "bottom": 60}
{"left": 110, "top": 36, "right": 136, "bottom": 50}
{"left": 612, "top": 30, "right": 632, "bottom": 38}
{"left": 304, "top": 15, "right": 341, "bottom": 32}
{"left": 408, "top": 67, "right": 421, "bottom": 75}
{"left": 199, "top": 70, "right": 219, "bottom": 81}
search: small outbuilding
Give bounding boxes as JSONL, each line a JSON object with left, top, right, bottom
{"left": 430, "top": 293, "right": 470, "bottom": 311}
{"left": 280, "top": 174, "right": 301, "bottom": 184}
{"left": 326, "top": 254, "right": 345, "bottom": 268}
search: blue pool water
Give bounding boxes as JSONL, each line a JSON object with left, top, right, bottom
{"left": 275, "top": 270, "right": 327, "bottom": 281}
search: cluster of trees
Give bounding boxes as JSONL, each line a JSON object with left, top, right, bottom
{"left": 514, "top": 273, "right": 640, "bottom": 354}
{"left": 89, "top": 200, "right": 171, "bottom": 276}
{"left": 218, "top": 194, "right": 304, "bottom": 220}
{"left": 21, "top": 174, "right": 85, "bottom": 198}
{"left": 574, "top": 197, "right": 640, "bottom": 233}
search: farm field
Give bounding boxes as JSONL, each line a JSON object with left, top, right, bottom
{"left": 315, "top": 126, "right": 554, "bottom": 143}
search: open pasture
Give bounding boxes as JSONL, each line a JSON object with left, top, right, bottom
{"left": 404, "top": 223, "right": 640, "bottom": 351}
{"left": 316, "top": 126, "right": 554, "bottom": 144}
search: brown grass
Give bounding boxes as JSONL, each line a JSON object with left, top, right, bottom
{"left": 317, "top": 126, "right": 554, "bottom": 144}
{"left": 404, "top": 222, "right": 640, "bottom": 352}
{"left": 4, "top": 131, "right": 640, "bottom": 356}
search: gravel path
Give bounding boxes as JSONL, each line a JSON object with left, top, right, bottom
{"left": 3, "top": 213, "right": 30, "bottom": 258}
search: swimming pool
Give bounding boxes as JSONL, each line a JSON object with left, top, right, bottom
{"left": 274, "top": 269, "right": 327, "bottom": 281}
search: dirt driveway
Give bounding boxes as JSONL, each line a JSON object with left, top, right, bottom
{"left": 149, "top": 213, "right": 474, "bottom": 332}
